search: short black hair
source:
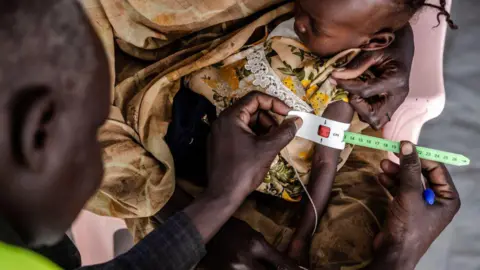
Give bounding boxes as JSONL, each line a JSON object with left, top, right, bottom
{"left": 0, "top": 0, "right": 102, "bottom": 103}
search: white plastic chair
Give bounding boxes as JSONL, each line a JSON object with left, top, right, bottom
{"left": 71, "top": 211, "right": 130, "bottom": 266}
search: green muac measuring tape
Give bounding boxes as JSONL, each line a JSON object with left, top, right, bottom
{"left": 288, "top": 111, "right": 470, "bottom": 206}
{"left": 342, "top": 132, "right": 469, "bottom": 205}
{"left": 343, "top": 132, "right": 470, "bottom": 167}
{"left": 287, "top": 111, "right": 471, "bottom": 167}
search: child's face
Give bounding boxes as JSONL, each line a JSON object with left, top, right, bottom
{"left": 294, "top": 0, "right": 394, "bottom": 57}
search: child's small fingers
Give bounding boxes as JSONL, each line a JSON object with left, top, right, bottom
{"left": 381, "top": 159, "right": 400, "bottom": 174}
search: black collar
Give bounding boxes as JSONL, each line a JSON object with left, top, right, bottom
{"left": 0, "top": 214, "right": 26, "bottom": 247}
{"left": 0, "top": 214, "right": 81, "bottom": 269}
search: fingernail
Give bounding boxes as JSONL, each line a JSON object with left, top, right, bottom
{"left": 294, "top": 117, "right": 303, "bottom": 130}
{"left": 402, "top": 142, "right": 413, "bottom": 155}
{"left": 336, "top": 68, "right": 347, "bottom": 72}
{"left": 328, "top": 77, "right": 337, "bottom": 86}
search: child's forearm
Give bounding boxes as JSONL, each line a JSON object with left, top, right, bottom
{"left": 292, "top": 145, "right": 340, "bottom": 240}
{"left": 292, "top": 101, "right": 354, "bottom": 241}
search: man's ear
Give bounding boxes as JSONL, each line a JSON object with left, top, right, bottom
{"left": 361, "top": 32, "right": 395, "bottom": 51}
{"left": 9, "top": 86, "right": 57, "bottom": 171}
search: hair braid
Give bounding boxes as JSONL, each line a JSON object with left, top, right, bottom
{"left": 423, "top": 0, "right": 458, "bottom": 29}
{"left": 405, "top": 0, "right": 458, "bottom": 29}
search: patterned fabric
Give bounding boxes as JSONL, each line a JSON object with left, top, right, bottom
{"left": 179, "top": 130, "right": 389, "bottom": 270}
{"left": 82, "top": 0, "right": 296, "bottom": 239}
{"left": 80, "top": 1, "right": 389, "bottom": 269}
{"left": 186, "top": 36, "right": 368, "bottom": 201}
{"left": 229, "top": 130, "right": 389, "bottom": 270}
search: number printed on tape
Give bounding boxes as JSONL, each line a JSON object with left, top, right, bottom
{"left": 343, "top": 132, "right": 470, "bottom": 167}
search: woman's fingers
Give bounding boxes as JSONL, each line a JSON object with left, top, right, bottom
{"left": 421, "top": 159, "right": 460, "bottom": 201}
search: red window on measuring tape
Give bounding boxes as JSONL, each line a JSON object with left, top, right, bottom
{"left": 318, "top": 125, "right": 330, "bottom": 138}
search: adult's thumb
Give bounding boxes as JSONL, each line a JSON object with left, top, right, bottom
{"left": 258, "top": 117, "right": 301, "bottom": 154}
{"left": 398, "top": 141, "right": 423, "bottom": 193}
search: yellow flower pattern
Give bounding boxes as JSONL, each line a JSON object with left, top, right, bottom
{"left": 305, "top": 84, "right": 319, "bottom": 99}
{"left": 309, "top": 92, "right": 330, "bottom": 115}
{"left": 301, "top": 79, "right": 311, "bottom": 88}
{"left": 282, "top": 76, "right": 296, "bottom": 94}
{"left": 189, "top": 37, "right": 361, "bottom": 201}
{"left": 276, "top": 44, "right": 353, "bottom": 117}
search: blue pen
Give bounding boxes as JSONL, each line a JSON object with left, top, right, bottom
{"left": 421, "top": 175, "right": 435, "bottom": 205}
{"left": 423, "top": 188, "right": 435, "bottom": 205}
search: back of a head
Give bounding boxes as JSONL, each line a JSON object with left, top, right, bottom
{"left": 294, "top": 0, "right": 456, "bottom": 57}
{"left": 0, "top": 0, "right": 110, "bottom": 247}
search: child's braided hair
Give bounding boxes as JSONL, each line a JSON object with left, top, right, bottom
{"left": 406, "top": 0, "right": 458, "bottom": 29}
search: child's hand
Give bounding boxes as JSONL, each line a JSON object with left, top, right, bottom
{"left": 331, "top": 24, "right": 414, "bottom": 130}
{"left": 287, "top": 237, "right": 310, "bottom": 268}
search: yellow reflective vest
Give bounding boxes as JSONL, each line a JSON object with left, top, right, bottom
{"left": 0, "top": 241, "right": 61, "bottom": 270}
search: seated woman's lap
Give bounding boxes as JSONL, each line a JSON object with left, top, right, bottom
{"left": 232, "top": 128, "right": 389, "bottom": 269}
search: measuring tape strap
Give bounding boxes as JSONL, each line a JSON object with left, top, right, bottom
{"left": 343, "top": 132, "right": 400, "bottom": 152}
{"left": 286, "top": 112, "right": 470, "bottom": 167}
{"left": 288, "top": 111, "right": 350, "bottom": 150}
{"left": 344, "top": 132, "right": 470, "bottom": 166}
{"left": 415, "top": 146, "right": 470, "bottom": 166}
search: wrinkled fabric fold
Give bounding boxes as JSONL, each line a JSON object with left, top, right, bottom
{"left": 80, "top": 1, "right": 389, "bottom": 268}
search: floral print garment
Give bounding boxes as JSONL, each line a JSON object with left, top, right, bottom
{"left": 186, "top": 36, "right": 368, "bottom": 201}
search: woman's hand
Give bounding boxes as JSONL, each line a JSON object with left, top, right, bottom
{"left": 332, "top": 25, "right": 414, "bottom": 130}
{"left": 367, "top": 142, "right": 461, "bottom": 270}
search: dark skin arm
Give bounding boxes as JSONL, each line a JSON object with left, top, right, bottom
{"left": 287, "top": 101, "right": 354, "bottom": 264}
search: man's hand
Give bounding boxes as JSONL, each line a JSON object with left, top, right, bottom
{"left": 368, "top": 142, "right": 461, "bottom": 270}
{"left": 200, "top": 219, "right": 302, "bottom": 270}
{"left": 205, "top": 91, "right": 301, "bottom": 200}
{"left": 332, "top": 25, "right": 414, "bottom": 130}
{"left": 184, "top": 92, "right": 301, "bottom": 243}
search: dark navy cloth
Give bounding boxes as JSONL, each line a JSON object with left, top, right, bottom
{"left": 165, "top": 86, "right": 217, "bottom": 187}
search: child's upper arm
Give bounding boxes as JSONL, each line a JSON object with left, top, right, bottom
{"left": 322, "top": 101, "right": 354, "bottom": 125}
{"left": 313, "top": 101, "right": 354, "bottom": 163}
